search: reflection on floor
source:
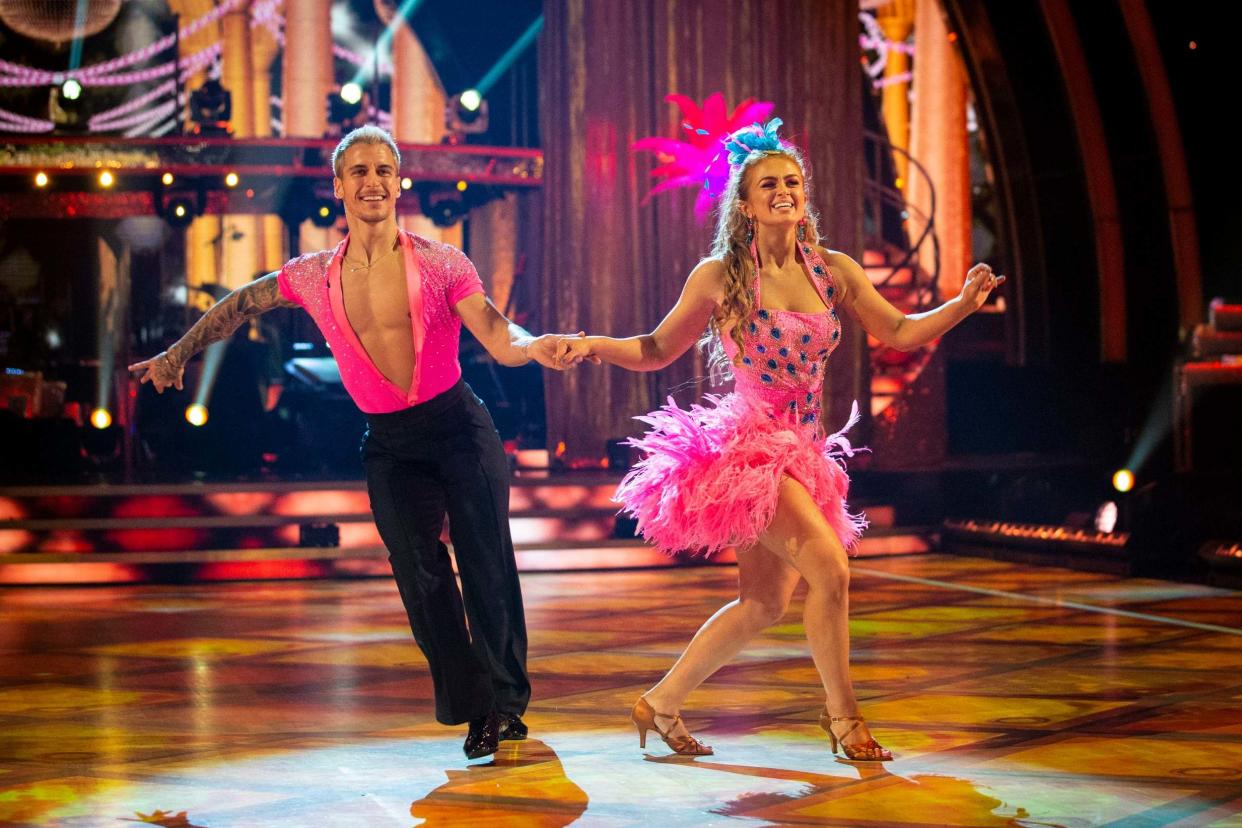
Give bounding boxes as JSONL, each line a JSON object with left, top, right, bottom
{"left": 1, "top": 554, "right": 1240, "bottom": 826}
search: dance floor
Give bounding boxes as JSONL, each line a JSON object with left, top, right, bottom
{"left": 1, "top": 554, "right": 1240, "bottom": 827}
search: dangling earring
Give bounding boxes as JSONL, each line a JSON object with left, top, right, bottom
{"left": 796, "top": 218, "right": 807, "bottom": 243}
{"left": 744, "top": 216, "right": 755, "bottom": 246}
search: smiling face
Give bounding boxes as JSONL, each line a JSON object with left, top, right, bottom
{"left": 332, "top": 142, "right": 400, "bottom": 224}
{"left": 739, "top": 154, "right": 806, "bottom": 230}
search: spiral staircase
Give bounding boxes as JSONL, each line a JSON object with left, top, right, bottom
{"left": 861, "top": 129, "right": 942, "bottom": 420}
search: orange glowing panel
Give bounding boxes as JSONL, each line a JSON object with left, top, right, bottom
{"left": 0, "top": 531, "right": 33, "bottom": 553}
{"left": 338, "top": 522, "right": 382, "bottom": 548}
{"left": 0, "top": 562, "right": 144, "bottom": 585}
{"left": 273, "top": 490, "right": 370, "bottom": 517}
{"left": 525, "top": 484, "right": 619, "bottom": 510}
{"left": 38, "top": 531, "right": 93, "bottom": 553}
{"left": 0, "top": 495, "right": 30, "bottom": 549}
{"left": 198, "top": 560, "right": 323, "bottom": 581}
{"left": 105, "top": 496, "right": 207, "bottom": 552}
{"left": 204, "top": 492, "right": 278, "bottom": 516}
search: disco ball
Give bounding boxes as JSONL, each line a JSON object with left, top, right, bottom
{"left": 0, "top": 0, "right": 123, "bottom": 44}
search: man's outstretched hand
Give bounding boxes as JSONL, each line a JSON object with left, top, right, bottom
{"left": 128, "top": 352, "right": 185, "bottom": 393}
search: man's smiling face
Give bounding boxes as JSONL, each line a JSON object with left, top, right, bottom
{"left": 333, "top": 142, "right": 400, "bottom": 223}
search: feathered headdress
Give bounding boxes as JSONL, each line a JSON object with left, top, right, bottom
{"left": 632, "top": 92, "right": 775, "bottom": 221}
{"left": 723, "top": 118, "right": 786, "bottom": 165}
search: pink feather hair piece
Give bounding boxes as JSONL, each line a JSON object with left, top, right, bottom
{"left": 632, "top": 92, "right": 775, "bottom": 221}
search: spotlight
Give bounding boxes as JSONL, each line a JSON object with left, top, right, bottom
{"left": 161, "top": 172, "right": 174, "bottom": 186}
{"left": 34, "top": 171, "right": 48, "bottom": 188}
{"left": 446, "top": 91, "right": 489, "bottom": 135}
{"left": 1112, "top": 469, "right": 1135, "bottom": 493}
{"left": 185, "top": 404, "right": 208, "bottom": 427}
{"left": 90, "top": 408, "right": 112, "bottom": 429}
{"left": 459, "top": 88, "right": 482, "bottom": 112}
{"left": 340, "top": 82, "right": 363, "bottom": 105}
{"left": 98, "top": 170, "right": 115, "bottom": 188}
{"left": 161, "top": 193, "right": 199, "bottom": 228}
{"left": 400, "top": 177, "right": 412, "bottom": 191}
{"left": 455, "top": 180, "right": 468, "bottom": 192}
{"left": 224, "top": 171, "right": 239, "bottom": 188}
{"left": 61, "top": 78, "right": 82, "bottom": 101}
{"left": 309, "top": 195, "right": 339, "bottom": 228}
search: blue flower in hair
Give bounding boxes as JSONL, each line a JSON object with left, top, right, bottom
{"left": 724, "top": 118, "right": 785, "bottom": 165}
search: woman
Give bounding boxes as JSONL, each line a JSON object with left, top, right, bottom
{"left": 559, "top": 121, "right": 1003, "bottom": 761}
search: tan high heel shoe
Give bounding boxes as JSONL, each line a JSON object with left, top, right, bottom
{"left": 631, "top": 696, "right": 713, "bottom": 756}
{"left": 819, "top": 711, "right": 893, "bottom": 761}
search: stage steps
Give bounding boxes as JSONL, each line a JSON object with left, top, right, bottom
{"left": 0, "top": 475, "right": 931, "bottom": 583}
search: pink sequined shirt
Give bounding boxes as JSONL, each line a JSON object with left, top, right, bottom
{"left": 276, "top": 229, "right": 485, "bottom": 413}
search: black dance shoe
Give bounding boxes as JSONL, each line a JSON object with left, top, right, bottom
{"left": 498, "top": 713, "right": 528, "bottom": 741}
{"left": 463, "top": 712, "right": 500, "bottom": 759}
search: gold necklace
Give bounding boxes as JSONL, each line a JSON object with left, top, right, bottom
{"left": 344, "top": 240, "right": 398, "bottom": 273}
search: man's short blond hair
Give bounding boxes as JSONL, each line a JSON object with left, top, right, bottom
{"left": 331, "top": 125, "right": 402, "bottom": 177}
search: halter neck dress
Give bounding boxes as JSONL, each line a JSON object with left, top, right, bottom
{"left": 614, "top": 242, "right": 866, "bottom": 556}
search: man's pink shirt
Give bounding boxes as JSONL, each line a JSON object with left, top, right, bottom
{"left": 277, "top": 229, "right": 485, "bottom": 413}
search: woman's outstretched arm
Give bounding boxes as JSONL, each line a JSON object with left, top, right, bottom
{"left": 825, "top": 250, "right": 1003, "bottom": 352}
{"left": 560, "top": 260, "right": 723, "bottom": 372}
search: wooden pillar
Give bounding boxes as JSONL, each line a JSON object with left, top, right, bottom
{"left": 907, "top": 0, "right": 971, "bottom": 299}
{"left": 876, "top": 0, "right": 916, "bottom": 188}
{"left": 391, "top": 22, "right": 459, "bottom": 247}
{"left": 169, "top": 0, "right": 221, "bottom": 302}
{"left": 220, "top": 3, "right": 261, "bottom": 288}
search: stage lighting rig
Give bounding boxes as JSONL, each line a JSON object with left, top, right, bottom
{"left": 446, "top": 90, "right": 489, "bottom": 136}
{"left": 278, "top": 179, "right": 343, "bottom": 229}
{"left": 188, "top": 75, "right": 233, "bottom": 136}
{"left": 416, "top": 182, "right": 469, "bottom": 227}
{"left": 164, "top": 195, "right": 198, "bottom": 228}
{"left": 309, "top": 196, "right": 339, "bottom": 228}
{"left": 328, "top": 84, "right": 370, "bottom": 136}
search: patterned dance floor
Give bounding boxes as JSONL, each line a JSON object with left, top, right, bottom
{"left": 1, "top": 554, "right": 1240, "bottom": 826}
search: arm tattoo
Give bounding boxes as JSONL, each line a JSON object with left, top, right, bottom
{"left": 166, "top": 274, "right": 293, "bottom": 368}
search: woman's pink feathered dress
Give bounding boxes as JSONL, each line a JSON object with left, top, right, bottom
{"left": 614, "top": 244, "right": 867, "bottom": 556}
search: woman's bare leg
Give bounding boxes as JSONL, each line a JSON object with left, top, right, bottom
{"left": 641, "top": 543, "right": 802, "bottom": 739}
{"left": 756, "top": 476, "right": 879, "bottom": 750}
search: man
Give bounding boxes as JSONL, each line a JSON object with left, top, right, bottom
{"left": 130, "top": 125, "right": 572, "bottom": 759}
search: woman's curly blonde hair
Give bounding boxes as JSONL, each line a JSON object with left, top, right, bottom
{"left": 700, "top": 144, "right": 823, "bottom": 382}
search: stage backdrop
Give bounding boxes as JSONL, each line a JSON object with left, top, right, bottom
{"left": 539, "top": 0, "right": 865, "bottom": 462}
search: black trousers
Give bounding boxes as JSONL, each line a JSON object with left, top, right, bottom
{"left": 362, "top": 379, "right": 530, "bottom": 725}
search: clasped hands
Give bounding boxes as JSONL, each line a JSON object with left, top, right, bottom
{"left": 525, "top": 333, "right": 600, "bottom": 371}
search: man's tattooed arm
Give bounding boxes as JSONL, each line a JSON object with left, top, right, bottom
{"left": 129, "top": 272, "right": 298, "bottom": 393}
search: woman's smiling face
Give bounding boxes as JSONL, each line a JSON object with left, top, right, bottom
{"left": 741, "top": 155, "right": 806, "bottom": 229}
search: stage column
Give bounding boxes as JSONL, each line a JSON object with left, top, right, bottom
{"left": 283, "top": 0, "right": 340, "bottom": 254}
{"left": 220, "top": 4, "right": 262, "bottom": 290}
{"left": 907, "top": 0, "right": 971, "bottom": 298}
{"left": 391, "top": 22, "right": 459, "bottom": 247}
{"left": 469, "top": 193, "right": 518, "bottom": 314}
{"left": 876, "top": 0, "right": 915, "bottom": 188}
{"left": 169, "top": 0, "right": 222, "bottom": 303}
{"left": 249, "top": 10, "right": 287, "bottom": 272}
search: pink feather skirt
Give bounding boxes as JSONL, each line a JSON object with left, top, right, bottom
{"left": 614, "top": 393, "right": 868, "bottom": 557}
